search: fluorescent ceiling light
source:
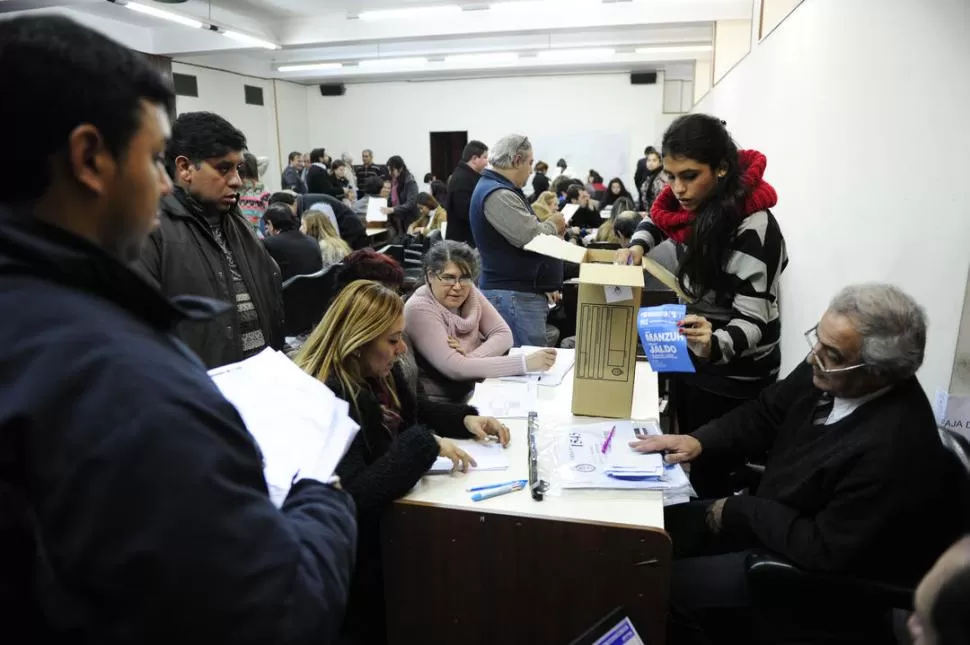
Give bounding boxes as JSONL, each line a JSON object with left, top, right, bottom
{"left": 444, "top": 52, "right": 519, "bottom": 65}
{"left": 490, "top": 0, "right": 598, "bottom": 11}
{"left": 125, "top": 1, "right": 203, "bottom": 29}
{"left": 278, "top": 62, "right": 344, "bottom": 72}
{"left": 359, "top": 57, "right": 429, "bottom": 69}
{"left": 357, "top": 5, "right": 462, "bottom": 21}
{"left": 221, "top": 30, "right": 281, "bottom": 50}
{"left": 635, "top": 45, "right": 713, "bottom": 55}
{"left": 536, "top": 47, "right": 615, "bottom": 62}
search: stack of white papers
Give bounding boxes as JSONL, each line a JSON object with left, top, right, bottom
{"left": 366, "top": 197, "right": 388, "bottom": 223}
{"left": 501, "top": 346, "right": 576, "bottom": 386}
{"left": 208, "top": 349, "right": 360, "bottom": 507}
{"left": 468, "top": 379, "right": 536, "bottom": 419}
{"left": 429, "top": 439, "right": 511, "bottom": 474}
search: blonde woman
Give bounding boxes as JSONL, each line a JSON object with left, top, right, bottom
{"left": 531, "top": 190, "right": 559, "bottom": 222}
{"left": 300, "top": 210, "right": 351, "bottom": 269}
{"left": 407, "top": 192, "right": 447, "bottom": 237}
{"left": 296, "top": 280, "right": 509, "bottom": 644}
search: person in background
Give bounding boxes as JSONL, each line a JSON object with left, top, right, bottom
{"left": 239, "top": 152, "right": 270, "bottom": 235}
{"left": 635, "top": 284, "right": 960, "bottom": 644}
{"left": 586, "top": 169, "right": 607, "bottom": 201}
{"left": 380, "top": 178, "right": 392, "bottom": 199}
{"left": 297, "top": 192, "right": 368, "bottom": 251}
{"left": 306, "top": 148, "right": 338, "bottom": 197}
{"left": 381, "top": 155, "right": 419, "bottom": 240}
{"left": 269, "top": 190, "right": 299, "bottom": 215}
{"left": 329, "top": 159, "right": 357, "bottom": 203}
{"left": 564, "top": 184, "right": 602, "bottom": 235}
{"left": 282, "top": 150, "right": 306, "bottom": 193}
{"left": 354, "top": 175, "right": 384, "bottom": 221}
{"left": 470, "top": 134, "right": 566, "bottom": 347}
{"left": 552, "top": 174, "right": 574, "bottom": 207}
{"left": 530, "top": 160, "right": 551, "bottom": 201}
{"left": 341, "top": 152, "right": 358, "bottom": 194}
{"left": 910, "top": 535, "right": 970, "bottom": 645}
{"left": 611, "top": 210, "right": 640, "bottom": 247}
{"left": 408, "top": 192, "right": 447, "bottom": 238}
{"left": 0, "top": 15, "right": 355, "bottom": 642}
{"left": 261, "top": 205, "right": 323, "bottom": 282}
{"left": 137, "top": 111, "right": 283, "bottom": 369}
{"left": 296, "top": 280, "right": 509, "bottom": 645}
{"left": 551, "top": 157, "right": 573, "bottom": 181}
{"left": 444, "top": 140, "right": 489, "bottom": 246}
{"left": 406, "top": 241, "right": 557, "bottom": 404}
{"left": 634, "top": 144, "right": 654, "bottom": 189}
{"left": 617, "top": 114, "right": 788, "bottom": 499}
{"left": 601, "top": 177, "right": 634, "bottom": 210}
{"left": 638, "top": 146, "right": 667, "bottom": 212}
{"left": 423, "top": 172, "right": 448, "bottom": 204}
{"left": 301, "top": 210, "right": 351, "bottom": 270}
{"left": 354, "top": 148, "right": 386, "bottom": 193}
{"left": 594, "top": 195, "right": 638, "bottom": 243}
{"left": 531, "top": 190, "right": 559, "bottom": 222}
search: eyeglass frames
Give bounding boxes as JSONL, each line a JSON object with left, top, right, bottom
{"left": 804, "top": 326, "right": 866, "bottom": 374}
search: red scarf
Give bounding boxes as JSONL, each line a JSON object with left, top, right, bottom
{"left": 649, "top": 149, "right": 778, "bottom": 244}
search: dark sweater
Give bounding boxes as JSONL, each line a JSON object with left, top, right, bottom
{"left": 693, "top": 362, "right": 957, "bottom": 585}
{"left": 261, "top": 229, "right": 323, "bottom": 282}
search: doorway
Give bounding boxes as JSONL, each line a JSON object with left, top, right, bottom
{"left": 429, "top": 131, "right": 468, "bottom": 183}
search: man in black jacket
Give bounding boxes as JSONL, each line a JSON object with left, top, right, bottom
{"left": 262, "top": 205, "right": 323, "bottom": 281}
{"left": 633, "top": 284, "right": 960, "bottom": 643}
{"left": 0, "top": 16, "right": 356, "bottom": 644}
{"left": 444, "top": 140, "right": 488, "bottom": 247}
{"left": 298, "top": 193, "right": 368, "bottom": 251}
{"left": 137, "top": 111, "right": 284, "bottom": 369}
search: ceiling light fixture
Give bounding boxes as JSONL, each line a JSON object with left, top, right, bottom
{"left": 123, "top": 1, "right": 203, "bottom": 29}
{"left": 277, "top": 62, "right": 344, "bottom": 72}
{"left": 357, "top": 5, "right": 462, "bottom": 21}
{"left": 489, "top": 0, "right": 598, "bottom": 11}
{"left": 536, "top": 47, "right": 615, "bottom": 61}
{"left": 358, "top": 57, "right": 429, "bottom": 69}
{"left": 221, "top": 30, "right": 281, "bottom": 50}
{"left": 444, "top": 52, "right": 519, "bottom": 65}
{"left": 634, "top": 45, "right": 713, "bottom": 55}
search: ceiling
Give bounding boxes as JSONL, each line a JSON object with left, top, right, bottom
{"left": 0, "top": 0, "right": 750, "bottom": 83}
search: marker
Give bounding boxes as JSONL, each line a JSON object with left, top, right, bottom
{"left": 471, "top": 482, "right": 525, "bottom": 502}
{"left": 466, "top": 479, "right": 527, "bottom": 493}
{"left": 601, "top": 424, "right": 617, "bottom": 455}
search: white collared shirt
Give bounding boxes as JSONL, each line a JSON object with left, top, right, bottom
{"left": 824, "top": 386, "right": 893, "bottom": 426}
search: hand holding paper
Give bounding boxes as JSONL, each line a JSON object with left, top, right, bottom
{"left": 678, "top": 314, "right": 713, "bottom": 358}
{"left": 636, "top": 305, "right": 696, "bottom": 373}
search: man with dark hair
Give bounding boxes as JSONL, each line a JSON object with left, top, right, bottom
{"left": 305, "top": 147, "right": 338, "bottom": 196}
{"left": 353, "top": 148, "right": 387, "bottom": 195}
{"left": 634, "top": 144, "right": 655, "bottom": 192}
{"left": 282, "top": 150, "right": 306, "bottom": 193}
{"left": 268, "top": 190, "right": 298, "bottom": 213}
{"left": 445, "top": 139, "right": 489, "bottom": 246}
{"left": 262, "top": 204, "right": 323, "bottom": 281}
{"left": 424, "top": 172, "right": 448, "bottom": 204}
{"left": 353, "top": 175, "right": 385, "bottom": 219}
{"left": 0, "top": 15, "right": 355, "bottom": 644}
{"left": 137, "top": 111, "right": 284, "bottom": 368}
{"left": 910, "top": 536, "right": 970, "bottom": 645}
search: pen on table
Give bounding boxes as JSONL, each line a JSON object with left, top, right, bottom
{"left": 471, "top": 482, "right": 525, "bottom": 502}
{"left": 601, "top": 424, "right": 617, "bottom": 455}
{"left": 466, "top": 479, "right": 528, "bottom": 493}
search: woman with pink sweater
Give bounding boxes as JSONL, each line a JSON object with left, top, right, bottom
{"left": 405, "top": 241, "right": 557, "bottom": 403}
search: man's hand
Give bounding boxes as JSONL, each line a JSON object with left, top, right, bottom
{"left": 548, "top": 212, "right": 566, "bottom": 235}
{"left": 706, "top": 498, "right": 727, "bottom": 534}
{"left": 628, "top": 433, "right": 702, "bottom": 464}
{"left": 615, "top": 245, "right": 644, "bottom": 266}
{"left": 463, "top": 416, "right": 511, "bottom": 447}
{"left": 680, "top": 315, "right": 713, "bottom": 359}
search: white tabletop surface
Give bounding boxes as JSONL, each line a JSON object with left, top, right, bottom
{"left": 365, "top": 227, "right": 389, "bottom": 236}
{"left": 400, "top": 361, "right": 666, "bottom": 531}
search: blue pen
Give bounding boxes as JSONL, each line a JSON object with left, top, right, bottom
{"left": 466, "top": 479, "right": 527, "bottom": 493}
{"left": 471, "top": 482, "right": 525, "bottom": 502}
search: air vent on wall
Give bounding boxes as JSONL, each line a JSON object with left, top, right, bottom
{"left": 244, "top": 85, "right": 264, "bottom": 106}
{"left": 172, "top": 72, "right": 198, "bottom": 97}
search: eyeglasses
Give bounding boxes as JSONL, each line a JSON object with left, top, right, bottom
{"left": 804, "top": 326, "right": 866, "bottom": 374}
{"left": 434, "top": 272, "right": 474, "bottom": 287}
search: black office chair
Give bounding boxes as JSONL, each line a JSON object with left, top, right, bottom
{"left": 281, "top": 263, "right": 342, "bottom": 337}
{"left": 586, "top": 241, "right": 621, "bottom": 250}
{"left": 744, "top": 426, "right": 970, "bottom": 643}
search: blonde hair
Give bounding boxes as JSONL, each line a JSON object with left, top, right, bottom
{"left": 295, "top": 280, "right": 404, "bottom": 413}
{"left": 302, "top": 210, "right": 351, "bottom": 255}
{"left": 532, "top": 191, "right": 559, "bottom": 222}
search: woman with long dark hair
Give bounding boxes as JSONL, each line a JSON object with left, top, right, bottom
{"left": 617, "top": 114, "right": 788, "bottom": 497}
{"left": 380, "top": 155, "right": 419, "bottom": 240}
{"left": 601, "top": 177, "right": 634, "bottom": 209}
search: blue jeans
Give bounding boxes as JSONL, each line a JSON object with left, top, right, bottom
{"left": 481, "top": 289, "right": 549, "bottom": 347}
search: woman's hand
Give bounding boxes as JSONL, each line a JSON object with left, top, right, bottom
{"left": 615, "top": 245, "right": 644, "bottom": 265}
{"left": 436, "top": 437, "right": 477, "bottom": 472}
{"left": 380, "top": 206, "right": 393, "bottom": 215}
{"left": 447, "top": 337, "right": 465, "bottom": 355}
{"left": 546, "top": 291, "right": 562, "bottom": 306}
{"left": 463, "top": 416, "right": 511, "bottom": 447}
{"left": 525, "top": 348, "right": 557, "bottom": 372}
{"left": 679, "top": 314, "right": 713, "bottom": 358}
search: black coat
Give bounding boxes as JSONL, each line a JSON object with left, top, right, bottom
{"left": 306, "top": 165, "right": 344, "bottom": 198}
{"left": 0, "top": 205, "right": 356, "bottom": 644}
{"left": 531, "top": 171, "right": 551, "bottom": 199}
{"left": 298, "top": 193, "right": 368, "bottom": 251}
{"left": 137, "top": 188, "right": 284, "bottom": 369}
{"left": 634, "top": 156, "right": 649, "bottom": 190}
{"left": 444, "top": 162, "right": 482, "bottom": 247}
{"left": 389, "top": 175, "right": 419, "bottom": 226}
{"left": 262, "top": 229, "right": 324, "bottom": 282}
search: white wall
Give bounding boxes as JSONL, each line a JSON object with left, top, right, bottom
{"left": 713, "top": 19, "right": 752, "bottom": 83}
{"left": 305, "top": 74, "right": 667, "bottom": 191}
{"left": 694, "top": 0, "right": 970, "bottom": 396}
{"left": 171, "top": 62, "right": 310, "bottom": 192}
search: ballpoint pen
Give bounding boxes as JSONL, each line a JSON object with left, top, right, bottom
{"left": 466, "top": 479, "right": 528, "bottom": 493}
{"left": 601, "top": 424, "right": 617, "bottom": 454}
{"left": 471, "top": 482, "right": 525, "bottom": 502}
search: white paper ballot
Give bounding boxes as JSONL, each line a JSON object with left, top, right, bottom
{"left": 561, "top": 203, "right": 580, "bottom": 222}
{"left": 604, "top": 285, "right": 634, "bottom": 304}
{"left": 524, "top": 234, "right": 588, "bottom": 264}
{"left": 366, "top": 197, "right": 388, "bottom": 222}
{"left": 429, "top": 439, "right": 511, "bottom": 474}
{"left": 208, "top": 349, "right": 360, "bottom": 507}
{"left": 502, "top": 346, "right": 576, "bottom": 386}
{"left": 468, "top": 380, "right": 536, "bottom": 418}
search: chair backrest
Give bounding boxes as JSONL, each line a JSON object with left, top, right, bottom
{"left": 939, "top": 426, "right": 970, "bottom": 530}
{"left": 281, "top": 263, "right": 342, "bottom": 337}
{"left": 427, "top": 229, "right": 442, "bottom": 246}
{"left": 586, "top": 241, "right": 620, "bottom": 250}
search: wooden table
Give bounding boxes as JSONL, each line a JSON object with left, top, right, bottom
{"left": 382, "top": 362, "right": 671, "bottom": 645}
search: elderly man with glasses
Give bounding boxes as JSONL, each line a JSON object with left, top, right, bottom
{"left": 632, "top": 283, "right": 960, "bottom": 643}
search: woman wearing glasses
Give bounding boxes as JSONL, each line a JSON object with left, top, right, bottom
{"left": 404, "top": 240, "right": 557, "bottom": 404}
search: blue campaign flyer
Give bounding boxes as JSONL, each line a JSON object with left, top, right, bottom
{"left": 636, "top": 304, "right": 696, "bottom": 373}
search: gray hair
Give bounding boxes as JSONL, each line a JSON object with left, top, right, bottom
{"left": 829, "top": 283, "right": 927, "bottom": 380}
{"left": 362, "top": 148, "right": 373, "bottom": 156}
{"left": 341, "top": 152, "right": 353, "bottom": 163}
{"left": 488, "top": 134, "right": 532, "bottom": 169}
{"left": 422, "top": 240, "right": 481, "bottom": 282}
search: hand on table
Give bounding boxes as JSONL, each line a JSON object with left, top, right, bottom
{"left": 628, "top": 433, "right": 702, "bottom": 464}
{"left": 463, "top": 415, "right": 511, "bottom": 447}
{"left": 436, "top": 437, "right": 476, "bottom": 472}
{"left": 679, "top": 315, "right": 713, "bottom": 358}
{"left": 525, "top": 348, "right": 557, "bottom": 372}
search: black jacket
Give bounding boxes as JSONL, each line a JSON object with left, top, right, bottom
{"left": 297, "top": 193, "right": 368, "bottom": 251}
{"left": 444, "top": 162, "right": 482, "bottom": 247}
{"left": 389, "top": 174, "right": 419, "bottom": 225}
{"left": 136, "top": 188, "right": 284, "bottom": 369}
{"left": 531, "top": 172, "right": 550, "bottom": 200}
{"left": 262, "top": 229, "right": 323, "bottom": 282}
{"left": 306, "top": 165, "right": 345, "bottom": 198}
{"left": 0, "top": 205, "right": 356, "bottom": 644}
{"left": 282, "top": 165, "right": 306, "bottom": 193}
{"left": 634, "top": 156, "right": 649, "bottom": 191}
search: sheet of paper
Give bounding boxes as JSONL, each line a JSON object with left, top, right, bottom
{"left": 604, "top": 285, "right": 634, "bottom": 304}
{"left": 429, "top": 439, "right": 511, "bottom": 473}
{"left": 502, "top": 346, "right": 576, "bottom": 387}
{"left": 469, "top": 379, "right": 536, "bottom": 418}
{"left": 208, "top": 349, "right": 360, "bottom": 507}
{"left": 366, "top": 197, "right": 388, "bottom": 222}
{"left": 524, "top": 234, "right": 588, "bottom": 264}
{"left": 561, "top": 203, "right": 580, "bottom": 222}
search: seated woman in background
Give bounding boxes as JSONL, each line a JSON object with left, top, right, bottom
{"left": 586, "top": 169, "right": 607, "bottom": 201}
{"left": 296, "top": 280, "right": 509, "bottom": 645}
{"left": 301, "top": 210, "right": 351, "bottom": 269}
{"left": 530, "top": 160, "right": 551, "bottom": 199}
{"left": 594, "top": 195, "right": 638, "bottom": 243}
{"left": 407, "top": 192, "right": 447, "bottom": 238}
{"left": 405, "top": 241, "right": 556, "bottom": 404}
{"left": 601, "top": 177, "right": 634, "bottom": 210}
{"left": 531, "top": 190, "right": 559, "bottom": 222}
